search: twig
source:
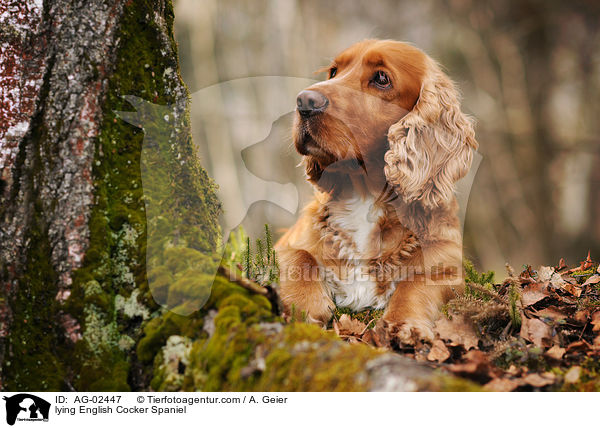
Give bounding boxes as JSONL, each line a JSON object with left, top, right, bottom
{"left": 578, "top": 321, "right": 588, "bottom": 341}
{"left": 338, "top": 334, "right": 372, "bottom": 345}
{"left": 466, "top": 282, "right": 507, "bottom": 304}
{"left": 217, "top": 265, "right": 284, "bottom": 316}
{"left": 359, "top": 318, "right": 377, "bottom": 336}
{"left": 218, "top": 265, "right": 268, "bottom": 296}
{"left": 500, "top": 320, "right": 512, "bottom": 339}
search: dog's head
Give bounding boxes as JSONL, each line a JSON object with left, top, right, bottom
{"left": 293, "top": 39, "right": 478, "bottom": 207}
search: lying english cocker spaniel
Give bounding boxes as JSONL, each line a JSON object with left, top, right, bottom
{"left": 275, "top": 39, "right": 478, "bottom": 344}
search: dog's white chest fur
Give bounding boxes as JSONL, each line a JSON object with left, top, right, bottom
{"left": 321, "top": 196, "right": 396, "bottom": 311}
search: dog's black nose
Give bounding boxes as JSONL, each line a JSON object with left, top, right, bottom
{"left": 296, "top": 90, "right": 328, "bottom": 117}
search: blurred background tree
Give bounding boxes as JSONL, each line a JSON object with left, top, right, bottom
{"left": 174, "top": 0, "right": 600, "bottom": 274}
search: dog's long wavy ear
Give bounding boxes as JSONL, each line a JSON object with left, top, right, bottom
{"left": 384, "top": 61, "right": 478, "bottom": 208}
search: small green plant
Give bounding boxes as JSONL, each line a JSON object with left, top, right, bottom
{"left": 241, "top": 224, "right": 279, "bottom": 285}
{"left": 495, "top": 339, "right": 547, "bottom": 371}
{"left": 464, "top": 259, "right": 495, "bottom": 300}
{"left": 508, "top": 278, "right": 522, "bottom": 329}
{"left": 221, "top": 224, "right": 279, "bottom": 286}
{"left": 332, "top": 306, "right": 384, "bottom": 328}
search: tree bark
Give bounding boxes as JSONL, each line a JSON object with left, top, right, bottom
{"left": 0, "top": 0, "right": 220, "bottom": 390}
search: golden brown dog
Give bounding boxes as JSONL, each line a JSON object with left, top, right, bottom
{"left": 275, "top": 39, "right": 478, "bottom": 343}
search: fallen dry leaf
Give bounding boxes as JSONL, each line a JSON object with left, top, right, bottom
{"left": 434, "top": 314, "right": 479, "bottom": 350}
{"left": 522, "top": 372, "right": 556, "bottom": 388}
{"left": 564, "top": 366, "right": 581, "bottom": 384}
{"left": 573, "top": 309, "right": 590, "bottom": 324}
{"left": 549, "top": 274, "right": 567, "bottom": 290}
{"left": 592, "top": 311, "right": 600, "bottom": 332}
{"left": 521, "top": 282, "right": 550, "bottom": 307}
{"left": 520, "top": 317, "right": 553, "bottom": 347}
{"left": 584, "top": 250, "right": 594, "bottom": 269}
{"left": 566, "top": 340, "right": 591, "bottom": 354}
{"left": 545, "top": 345, "right": 566, "bottom": 360}
{"left": 561, "top": 274, "right": 578, "bottom": 284}
{"left": 372, "top": 320, "right": 391, "bottom": 348}
{"left": 334, "top": 314, "right": 367, "bottom": 337}
{"left": 519, "top": 265, "right": 536, "bottom": 284}
{"left": 555, "top": 258, "right": 568, "bottom": 272}
{"left": 427, "top": 339, "right": 450, "bottom": 363}
{"left": 534, "top": 306, "right": 567, "bottom": 321}
{"left": 538, "top": 266, "right": 556, "bottom": 282}
{"left": 561, "top": 281, "right": 583, "bottom": 297}
{"left": 360, "top": 329, "right": 376, "bottom": 345}
{"left": 538, "top": 266, "right": 567, "bottom": 289}
{"left": 568, "top": 250, "right": 594, "bottom": 273}
{"left": 354, "top": 253, "right": 600, "bottom": 389}
{"left": 583, "top": 274, "right": 600, "bottom": 286}
{"left": 483, "top": 378, "right": 520, "bottom": 392}
{"left": 448, "top": 350, "right": 493, "bottom": 379}
{"left": 506, "top": 365, "right": 523, "bottom": 376}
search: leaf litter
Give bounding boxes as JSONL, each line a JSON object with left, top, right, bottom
{"left": 327, "top": 252, "right": 600, "bottom": 391}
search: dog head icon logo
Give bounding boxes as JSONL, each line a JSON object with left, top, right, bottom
{"left": 3, "top": 394, "right": 50, "bottom": 425}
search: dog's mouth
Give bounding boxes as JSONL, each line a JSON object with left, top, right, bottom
{"left": 295, "top": 129, "right": 325, "bottom": 157}
{"left": 294, "top": 125, "right": 336, "bottom": 169}
{"left": 294, "top": 117, "right": 365, "bottom": 173}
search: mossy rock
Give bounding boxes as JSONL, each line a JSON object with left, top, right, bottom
{"left": 142, "top": 274, "right": 470, "bottom": 392}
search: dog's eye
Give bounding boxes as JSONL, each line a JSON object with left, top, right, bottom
{"left": 372, "top": 70, "right": 391, "bottom": 88}
{"left": 329, "top": 67, "right": 337, "bottom": 79}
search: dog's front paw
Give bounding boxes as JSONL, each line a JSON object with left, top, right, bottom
{"left": 377, "top": 318, "right": 434, "bottom": 345}
{"left": 285, "top": 301, "right": 333, "bottom": 328}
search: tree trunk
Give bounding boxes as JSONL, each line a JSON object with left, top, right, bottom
{"left": 0, "top": 0, "right": 220, "bottom": 391}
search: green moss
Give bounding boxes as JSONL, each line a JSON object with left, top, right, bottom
{"left": 2, "top": 210, "right": 67, "bottom": 390}
{"left": 137, "top": 311, "right": 202, "bottom": 364}
{"left": 182, "top": 317, "right": 386, "bottom": 392}
{"left": 464, "top": 259, "right": 495, "bottom": 300}
{"left": 494, "top": 339, "right": 548, "bottom": 371}
{"left": 571, "top": 268, "right": 596, "bottom": 282}
{"left": 170, "top": 275, "right": 390, "bottom": 392}
{"left": 0, "top": 67, "right": 70, "bottom": 390}
{"left": 432, "top": 373, "right": 483, "bottom": 392}
{"left": 150, "top": 335, "right": 191, "bottom": 391}
{"left": 558, "top": 358, "right": 600, "bottom": 392}
{"left": 83, "top": 280, "right": 112, "bottom": 311}
{"left": 166, "top": 272, "right": 214, "bottom": 309}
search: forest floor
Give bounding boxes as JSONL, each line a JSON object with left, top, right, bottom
{"left": 327, "top": 253, "right": 600, "bottom": 391}
{"left": 231, "top": 228, "right": 600, "bottom": 391}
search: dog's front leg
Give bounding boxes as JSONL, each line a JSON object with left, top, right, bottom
{"left": 378, "top": 249, "right": 463, "bottom": 344}
{"left": 278, "top": 249, "right": 334, "bottom": 326}
{"left": 379, "top": 278, "right": 441, "bottom": 344}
